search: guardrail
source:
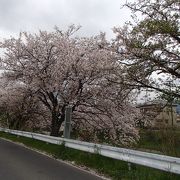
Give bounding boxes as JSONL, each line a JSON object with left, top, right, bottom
{"left": 0, "top": 127, "right": 180, "bottom": 175}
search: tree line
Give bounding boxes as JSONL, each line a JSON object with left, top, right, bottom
{"left": 0, "top": 0, "right": 179, "bottom": 145}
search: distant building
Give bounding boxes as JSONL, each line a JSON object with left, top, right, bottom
{"left": 137, "top": 101, "right": 180, "bottom": 127}
{"left": 176, "top": 104, "right": 180, "bottom": 124}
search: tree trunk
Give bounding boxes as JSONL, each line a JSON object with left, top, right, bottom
{"left": 50, "top": 112, "right": 64, "bottom": 136}
{"left": 50, "top": 123, "right": 61, "bottom": 136}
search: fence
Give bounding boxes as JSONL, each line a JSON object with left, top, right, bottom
{"left": 0, "top": 127, "right": 180, "bottom": 175}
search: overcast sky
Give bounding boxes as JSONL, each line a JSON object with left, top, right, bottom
{"left": 0, "top": 0, "right": 132, "bottom": 39}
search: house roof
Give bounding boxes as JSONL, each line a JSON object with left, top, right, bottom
{"left": 137, "top": 100, "right": 178, "bottom": 108}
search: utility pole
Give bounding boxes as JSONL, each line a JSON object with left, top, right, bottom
{"left": 63, "top": 106, "right": 72, "bottom": 139}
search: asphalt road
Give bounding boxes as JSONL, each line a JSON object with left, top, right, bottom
{"left": 0, "top": 138, "right": 103, "bottom": 180}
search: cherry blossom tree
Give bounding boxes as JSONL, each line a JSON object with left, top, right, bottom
{"left": 0, "top": 26, "right": 140, "bottom": 145}
{"left": 0, "top": 79, "right": 50, "bottom": 130}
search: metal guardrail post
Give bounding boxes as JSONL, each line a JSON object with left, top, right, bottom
{"left": 63, "top": 106, "right": 72, "bottom": 139}
{"left": 128, "top": 162, "right": 132, "bottom": 171}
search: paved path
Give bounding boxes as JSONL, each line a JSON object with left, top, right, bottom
{"left": 0, "top": 138, "right": 102, "bottom": 180}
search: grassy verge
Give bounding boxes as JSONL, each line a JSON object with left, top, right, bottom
{"left": 0, "top": 131, "right": 180, "bottom": 180}
{"left": 137, "top": 129, "right": 180, "bottom": 157}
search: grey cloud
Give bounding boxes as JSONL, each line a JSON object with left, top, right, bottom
{"left": 0, "top": 0, "right": 131, "bottom": 38}
{"left": 0, "top": 0, "right": 27, "bottom": 31}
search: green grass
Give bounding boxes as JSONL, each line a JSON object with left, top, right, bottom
{"left": 137, "top": 129, "right": 180, "bottom": 157}
{"left": 0, "top": 132, "right": 180, "bottom": 180}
